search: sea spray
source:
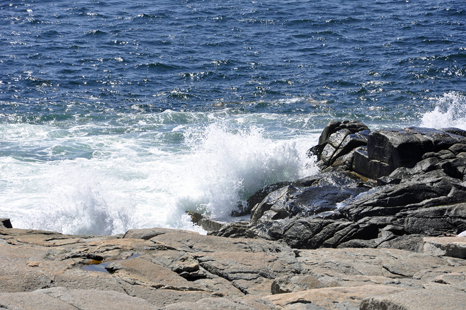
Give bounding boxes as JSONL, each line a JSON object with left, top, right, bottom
{"left": 12, "top": 160, "right": 139, "bottom": 236}
{"left": 167, "top": 121, "right": 315, "bottom": 225}
{"left": 1, "top": 112, "right": 317, "bottom": 235}
{"left": 421, "top": 92, "right": 466, "bottom": 130}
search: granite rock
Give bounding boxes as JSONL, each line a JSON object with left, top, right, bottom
{"left": 2, "top": 224, "right": 466, "bottom": 309}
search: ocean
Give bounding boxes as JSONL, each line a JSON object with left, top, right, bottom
{"left": 1, "top": 0, "right": 465, "bottom": 235}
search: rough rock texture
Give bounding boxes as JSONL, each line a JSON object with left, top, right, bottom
{"left": 0, "top": 287, "right": 160, "bottom": 310}
{"left": 2, "top": 224, "right": 466, "bottom": 309}
{"left": 214, "top": 121, "right": 466, "bottom": 254}
{"left": 307, "top": 120, "right": 370, "bottom": 169}
{"left": 423, "top": 236, "right": 466, "bottom": 258}
{"left": 360, "top": 284, "right": 466, "bottom": 310}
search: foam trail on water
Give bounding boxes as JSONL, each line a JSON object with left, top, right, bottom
{"left": 420, "top": 92, "right": 466, "bottom": 130}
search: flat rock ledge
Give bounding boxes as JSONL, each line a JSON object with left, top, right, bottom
{"left": 2, "top": 225, "right": 466, "bottom": 309}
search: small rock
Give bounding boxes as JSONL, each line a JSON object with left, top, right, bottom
{"left": 0, "top": 218, "right": 12, "bottom": 229}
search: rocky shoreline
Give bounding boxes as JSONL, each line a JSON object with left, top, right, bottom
{"left": 212, "top": 120, "right": 466, "bottom": 252}
{"left": 2, "top": 120, "right": 466, "bottom": 309}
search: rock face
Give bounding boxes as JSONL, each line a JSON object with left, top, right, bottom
{"left": 213, "top": 120, "right": 466, "bottom": 253}
{"left": 309, "top": 121, "right": 466, "bottom": 180}
{"left": 1, "top": 224, "right": 466, "bottom": 309}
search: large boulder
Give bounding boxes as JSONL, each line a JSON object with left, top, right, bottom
{"left": 310, "top": 121, "right": 466, "bottom": 180}
{"left": 354, "top": 127, "right": 466, "bottom": 179}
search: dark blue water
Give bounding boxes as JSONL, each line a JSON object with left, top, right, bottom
{"left": 2, "top": 0, "right": 465, "bottom": 123}
{"left": 1, "top": 0, "right": 465, "bottom": 235}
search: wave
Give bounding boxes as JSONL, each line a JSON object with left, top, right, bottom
{"left": 86, "top": 30, "right": 107, "bottom": 36}
{"left": 0, "top": 112, "right": 318, "bottom": 235}
{"left": 420, "top": 92, "right": 466, "bottom": 130}
{"left": 167, "top": 123, "right": 314, "bottom": 222}
{"left": 136, "top": 62, "right": 183, "bottom": 72}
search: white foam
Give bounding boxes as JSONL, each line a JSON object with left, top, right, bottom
{"left": 168, "top": 123, "right": 313, "bottom": 222}
{"left": 0, "top": 112, "right": 318, "bottom": 235}
{"left": 420, "top": 92, "right": 466, "bottom": 130}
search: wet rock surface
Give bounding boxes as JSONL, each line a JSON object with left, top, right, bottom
{"left": 213, "top": 121, "right": 466, "bottom": 253}
{"left": 2, "top": 225, "right": 466, "bottom": 309}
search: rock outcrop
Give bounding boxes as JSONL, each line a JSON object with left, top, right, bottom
{"left": 1, "top": 224, "right": 466, "bottom": 309}
{"left": 213, "top": 121, "right": 466, "bottom": 254}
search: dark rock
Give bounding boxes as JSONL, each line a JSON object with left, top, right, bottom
{"left": 331, "top": 148, "right": 358, "bottom": 171}
{"left": 233, "top": 181, "right": 291, "bottom": 217}
{"left": 449, "top": 143, "right": 466, "bottom": 155}
{"left": 441, "top": 127, "right": 466, "bottom": 138}
{"left": 356, "top": 127, "right": 466, "bottom": 179}
{"left": 309, "top": 120, "right": 370, "bottom": 171}
{"left": 268, "top": 218, "right": 354, "bottom": 249}
{"left": 331, "top": 130, "right": 369, "bottom": 163}
{"left": 186, "top": 211, "right": 225, "bottom": 232}
{"left": 340, "top": 178, "right": 466, "bottom": 221}
{"left": 321, "top": 129, "right": 370, "bottom": 167}
{"left": 441, "top": 158, "right": 466, "bottom": 180}
{"left": 401, "top": 204, "right": 466, "bottom": 236}
{"left": 215, "top": 121, "right": 466, "bottom": 253}
{"left": 250, "top": 172, "right": 369, "bottom": 225}
{"left": 250, "top": 186, "right": 298, "bottom": 223}
{"left": 353, "top": 147, "right": 392, "bottom": 180}
{"left": 436, "top": 149, "right": 456, "bottom": 160}
{"left": 309, "top": 120, "right": 369, "bottom": 155}
{"left": 366, "top": 129, "right": 430, "bottom": 175}
{"left": 0, "top": 218, "right": 12, "bottom": 229}
{"left": 209, "top": 222, "right": 257, "bottom": 239}
{"left": 320, "top": 139, "right": 339, "bottom": 165}
{"left": 318, "top": 120, "right": 344, "bottom": 146}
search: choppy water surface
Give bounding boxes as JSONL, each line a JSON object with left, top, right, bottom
{"left": 1, "top": 0, "right": 465, "bottom": 235}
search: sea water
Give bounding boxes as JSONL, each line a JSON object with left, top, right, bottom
{"left": 1, "top": 0, "right": 465, "bottom": 235}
